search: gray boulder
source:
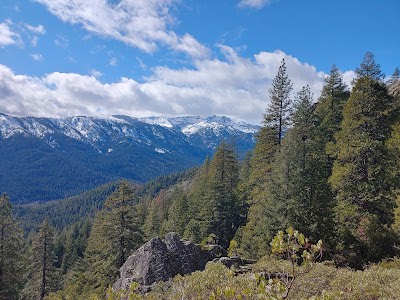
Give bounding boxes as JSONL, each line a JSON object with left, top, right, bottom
{"left": 113, "top": 232, "right": 226, "bottom": 291}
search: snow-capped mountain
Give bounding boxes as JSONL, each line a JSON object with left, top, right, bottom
{"left": 0, "top": 113, "right": 259, "bottom": 202}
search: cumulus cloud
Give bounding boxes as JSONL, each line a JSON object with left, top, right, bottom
{"left": 35, "top": 0, "right": 209, "bottom": 58}
{"left": 0, "top": 20, "right": 21, "bottom": 47}
{"left": 0, "top": 49, "right": 344, "bottom": 124}
{"left": 342, "top": 70, "right": 356, "bottom": 88}
{"left": 238, "top": 0, "right": 274, "bottom": 9}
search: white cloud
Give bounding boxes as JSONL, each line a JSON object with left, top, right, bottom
{"left": 342, "top": 70, "right": 356, "bottom": 88}
{"left": 90, "top": 69, "right": 103, "bottom": 77}
{"left": 31, "top": 36, "right": 39, "bottom": 47}
{"left": 35, "top": 0, "right": 209, "bottom": 58}
{"left": 0, "top": 50, "right": 346, "bottom": 124}
{"left": 25, "top": 24, "right": 46, "bottom": 35}
{"left": 30, "top": 53, "right": 43, "bottom": 62}
{"left": 0, "top": 20, "right": 21, "bottom": 47}
{"left": 136, "top": 57, "right": 147, "bottom": 70}
{"left": 238, "top": 0, "right": 273, "bottom": 9}
{"left": 109, "top": 57, "right": 118, "bottom": 66}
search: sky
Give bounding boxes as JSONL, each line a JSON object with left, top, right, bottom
{"left": 0, "top": 0, "right": 399, "bottom": 124}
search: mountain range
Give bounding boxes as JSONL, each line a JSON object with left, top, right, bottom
{"left": 0, "top": 113, "right": 259, "bottom": 203}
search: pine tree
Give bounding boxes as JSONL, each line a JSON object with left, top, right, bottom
{"left": 283, "top": 86, "right": 335, "bottom": 245}
{"left": 265, "top": 59, "right": 293, "bottom": 146}
{"left": 388, "top": 67, "right": 400, "bottom": 97}
{"left": 0, "top": 194, "right": 24, "bottom": 300}
{"left": 355, "top": 51, "right": 384, "bottom": 80}
{"left": 187, "top": 142, "right": 240, "bottom": 247}
{"left": 388, "top": 67, "right": 400, "bottom": 234}
{"left": 236, "top": 127, "right": 280, "bottom": 257}
{"left": 330, "top": 53, "right": 398, "bottom": 266}
{"left": 183, "top": 157, "right": 211, "bottom": 243}
{"left": 315, "top": 64, "right": 350, "bottom": 143}
{"left": 162, "top": 188, "right": 189, "bottom": 236}
{"left": 206, "top": 141, "right": 240, "bottom": 246}
{"left": 235, "top": 151, "right": 253, "bottom": 227}
{"left": 81, "top": 181, "right": 143, "bottom": 295}
{"left": 236, "top": 70, "right": 285, "bottom": 257}
{"left": 23, "top": 218, "right": 58, "bottom": 300}
{"left": 144, "top": 202, "right": 162, "bottom": 239}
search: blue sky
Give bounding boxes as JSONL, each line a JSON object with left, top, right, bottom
{"left": 0, "top": 0, "right": 398, "bottom": 123}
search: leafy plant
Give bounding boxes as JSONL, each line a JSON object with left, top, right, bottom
{"left": 259, "top": 227, "right": 323, "bottom": 299}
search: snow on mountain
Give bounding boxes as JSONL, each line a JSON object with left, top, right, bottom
{"left": 0, "top": 113, "right": 259, "bottom": 153}
{"left": 140, "top": 116, "right": 173, "bottom": 128}
{"left": 140, "top": 115, "right": 259, "bottom": 136}
{"left": 0, "top": 113, "right": 260, "bottom": 202}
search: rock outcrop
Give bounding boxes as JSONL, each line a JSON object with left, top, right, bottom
{"left": 113, "top": 232, "right": 226, "bottom": 291}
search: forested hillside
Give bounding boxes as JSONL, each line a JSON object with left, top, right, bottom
{"left": 0, "top": 115, "right": 257, "bottom": 203}
{"left": 1, "top": 53, "right": 400, "bottom": 299}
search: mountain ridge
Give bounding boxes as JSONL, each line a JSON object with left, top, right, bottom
{"left": 0, "top": 113, "right": 259, "bottom": 203}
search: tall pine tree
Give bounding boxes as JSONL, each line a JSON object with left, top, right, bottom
{"left": 0, "top": 194, "right": 24, "bottom": 300}
{"left": 22, "top": 218, "right": 58, "bottom": 300}
{"left": 206, "top": 141, "right": 240, "bottom": 246}
{"left": 187, "top": 142, "right": 240, "bottom": 247}
{"left": 80, "top": 181, "right": 143, "bottom": 296}
{"left": 315, "top": 64, "right": 350, "bottom": 143}
{"left": 330, "top": 52, "right": 398, "bottom": 266}
{"left": 235, "top": 61, "right": 292, "bottom": 257}
{"left": 265, "top": 59, "right": 293, "bottom": 146}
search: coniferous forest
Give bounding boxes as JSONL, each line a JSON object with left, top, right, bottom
{"left": 1, "top": 52, "right": 400, "bottom": 299}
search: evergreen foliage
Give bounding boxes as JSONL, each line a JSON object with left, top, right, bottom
{"left": 3, "top": 52, "right": 400, "bottom": 298}
{"left": 201, "top": 141, "right": 240, "bottom": 246}
{"left": 330, "top": 53, "right": 399, "bottom": 266}
{"left": 22, "top": 218, "right": 58, "bottom": 300}
{"left": 0, "top": 194, "right": 24, "bottom": 300}
{"left": 315, "top": 64, "right": 350, "bottom": 144}
{"left": 15, "top": 181, "right": 118, "bottom": 235}
{"left": 264, "top": 87, "right": 336, "bottom": 249}
{"left": 355, "top": 51, "right": 384, "bottom": 81}
{"left": 388, "top": 67, "right": 400, "bottom": 98}
{"left": 162, "top": 188, "right": 189, "bottom": 236}
{"left": 74, "top": 181, "right": 144, "bottom": 296}
{"left": 265, "top": 59, "right": 293, "bottom": 146}
{"left": 235, "top": 61, "right": 291, "bottom": 257}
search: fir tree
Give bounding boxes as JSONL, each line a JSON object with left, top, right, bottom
{"left": 189, "top": 142, "right": 240, "bottom": 247}
{"left": 183, "top": 157, "right": 211, "bottom": 243}
{"left": 23, "top": 218, "right": 58, "bottom": 300}
{"left": 0, "top": 194, "right": 24, "bottom": 300}
{"left": 285, "top": 86, "right": 335, "bottom": 245}
{"left": 330, "top": 53, "right": 398, "bottom": 266}
{"left": 207, "top": 141, "right": 240, "bottom": 246}
{"left": 315, "top": 64, "right": 350, "bottom": 143}
{"left": 81, "top": 181, "right": 144, "bottom": 295}
{"left": 162, "top": 188, "right": 189, "bottom": 236}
